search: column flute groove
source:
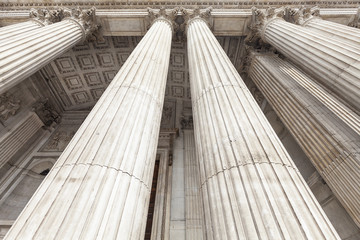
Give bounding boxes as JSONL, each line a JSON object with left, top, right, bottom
{"left": 184, "top": 129, "right": 204, "bottom": 239}
{"left": 4, "top": 8, "right": 176, "bottom": 240}
{"left": 252, "top": 7, "right": 360, "bottom": 114}
{"left": 0, "top": 8, "right": 61, "bottom": 42}
{"left": 290, "top": 6, "right": 360, "bottom": 49}
{"left": 184, "top": 8, "right": 339, "bottom": 240}
{"left": 249, "top": 53, "right": 360, "bottom": 226}
{"left": 0, "top": 7, "right": 98, "bottom": 95}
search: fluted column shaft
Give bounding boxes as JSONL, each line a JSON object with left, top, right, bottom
{"left": 184, "top": 130, "right": 204, "bottom": 239}
{"left": 302, "top": 17, "right": 360, "bottom": 49}
{"left": 0, "top": 20, "right": 44, "bottom": 42}
{"left": 0, "top": 18, "right": 88, "bottom": 94}
{"left": 249, "top": 53, "right": 360, "bottom": 227}
{"left": 5, "top": 18, "right": 172, "bottom": 240}
{"left": 187, "top": 17, "right": 339, "bottom": 239}
{"left": 0, "top": 112, "right": 44, "bottom": 169}
{"left": 262, "top": 18, "right": 360, "bottom": 113}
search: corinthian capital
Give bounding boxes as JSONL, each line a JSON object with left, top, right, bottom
{"left": 29, "top": 8, "right": 62, "bottom": 25}
{"left": 246, "top": 7, "right": 285, "bottom": 47}
{"left": 147, "top": 7, "right": 179, "bottom": 30}
{"left": 289, "top": 6, "right": 321, "bottom": 25}
{"left": 348, "top": 7, "right": 360, "bottom": 28}
{"left": 62, "top": 7, "right": 99, "bottom": 40}
{"left": 252, "top": 7, "right": 285, "bottom": 30}
{"left": 181, "top": 7, "right": 213, "bottom": 31}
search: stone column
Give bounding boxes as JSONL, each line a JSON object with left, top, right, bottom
{"left": 4, "top": 8, "right": 175, "bottom": 240}
{"left": 249, "top": 52, "right": 360, "bottom": 227}
{"left": 0, "top": 9, "right": 60, "bottom": 42}
{"left": 289, "top": 6, "right": 360, "bottom": 49}
{"left": 183, "top": 127, "right": 204, "bottom": 239}
{"left": 0, "top": 111, "right": 44, "bottom": 169}
{"left": 185, "top": 9, "right": 340, "bottom": 239}
{"left": 252, "top": 7, "right": 360, "bottom": 113}
{"left": 0, "top": 7, "right": 97, "bottom": 95}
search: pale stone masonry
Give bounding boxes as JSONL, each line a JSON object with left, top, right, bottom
{"left": 186, "top": 11, "right": 339, "bottom": 239}
{"left": 4, "top": 11, "right": 173, "bottom": 239}
{"left": 0, "top": 2, "right": 359, "bottom": 240}
{"left": 249, "top": 52, "right": 360, "bottom": 228}
{"left": 0, "top": 7, "right": 97, "bottom": 95}
{"left": 290, "top": 6, "right": 360, "bottom": 48}
{"left": 254, "top": 7, "right": 360, "bottom": 114}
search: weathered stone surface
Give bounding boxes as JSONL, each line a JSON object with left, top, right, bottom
{"left": 249, "top": 52, "right": 360, "bottom": 228}
{"left": 4, "top": 14, "right": 173, "bottom": 239}
{"left": 253, "top": 7, "right": 360, "bottom": 114}
{"left": 187, "top": 14, "right": 340, "bottom": 240}
{"left": 0, "top": 7, "right": 98, "bottom": 95}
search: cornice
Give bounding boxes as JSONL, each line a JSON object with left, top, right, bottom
{"left": 1, "top": 1, "right": 360, "bottom": 10}
{"left": 0, "top": 6, "right": 358, "bottom": 37}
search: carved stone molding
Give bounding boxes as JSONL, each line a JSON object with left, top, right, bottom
{"left": 348, "top": 7, "right": 360, "bottom": 28}
{"left": 146, "top": 7, "right": 179, "bottom": 30}
{"left": 32, "top": 98, "right": 61, "bottom": 127}
{"left": 1, "top": 1, "right": 359, "bottom": 10}
{"left": 62, "top": 7, "right": 100, "bottom": 41}
{"left": 180, "top": 115, "right": 193, "bottom": 130}
{"left": 29, "top": 8, "right": 62, "bottom": 25}
{"left": 289, "top": 6, "right": 321, "bottom": 25}
{"left": 0, "top": 93, "right": 21, "bottom": 121}
{"left": 245, "top": 7, "right": 285, "bottom": 48}
{"left": 181, "top": 7, "right": 213, "bottom": 34}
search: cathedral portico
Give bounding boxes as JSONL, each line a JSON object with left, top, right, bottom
{"left": 0, "top": 2, "right": 359, "bottom": 239}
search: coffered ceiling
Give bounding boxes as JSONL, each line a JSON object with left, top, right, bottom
{"left": 39, "top": 35, "right": 246, "bottom": 112}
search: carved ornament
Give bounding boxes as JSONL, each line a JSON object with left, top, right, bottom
{"left": 348, "top": 7, "right": 360, "bottom": 28}
{"left": 62, "top": 7, "right": 100, "bottom": 41}
{"left": 32, "top": 98, "right": 61, "bottom": 127}
{"left": 147, "top": 7, "right": 179, "bottom": 30}
{"left": 29, "top": 8, "right": 62, "bottom": 25}
{"left": 0, "top": 93, "right": 21, "bottom": 121}
{"left": 180, "top": 7, "right": 213, "bottom": 34}
{"left": 289, "top": 6, "right": 321, "bottom": 25}
{"left": 245, "top": 7, "right": 285, "bottom": 47}
{"left": 44, "top": 129, "right": 76, "bottom": 151}
{"left": 1, "top": 1, "right": 359, "bottom": 10}
{"left": 180, "top": 115, "right": 193, "bottom": 130}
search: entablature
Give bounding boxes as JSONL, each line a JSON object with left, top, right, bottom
{"left": 0, "top": 7, "right": 358, "bottom": 36}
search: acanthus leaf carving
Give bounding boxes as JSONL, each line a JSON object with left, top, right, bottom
{"left": 348, "top": 7, "right": 360, "bottom": 28}
{"left": 289, "top": 6, "right": 321, "bottom": 25}
{"left": 29, "top": 8, "right": 63, "bottom": 25}
{"left": 32, "top": 98, "right": 60, "bottom": 127}
{"left": 146, "top": 7, "right": 180, "bottom": 33}
{"left": 180, "top": 6, "right": 213, "bottom": 34}
{"left": 245, "top": 7, "right": 285, "bottom": 48}
{"left": 0, "top": 93, "right": 21, "bottom": 121}
{"left": 62, "top": 7, "right": 101, "bottom": 41}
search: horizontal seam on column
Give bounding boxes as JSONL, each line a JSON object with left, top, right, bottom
{"left": 322, "top": 152, "right": 359, "bottom": 176}
{"left": 193, "top": 83, "right": 246, "bottom": 107}
{"left": 53, "top": 162, "right": 150, "bottom": 191}
{"left": 116, "top": 84, "right": 163, "bottom": 109}
{"left": 199, "top": 161, "right": 299, "bottom": 189}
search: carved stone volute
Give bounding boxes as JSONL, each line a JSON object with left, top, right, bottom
{"left": 147, "top": 7, "right": 179, "bottom": 29}
{"left": 29, "top": 8, "right": 62, "bottom": 25}
{"left": 246, "top": 7, "right": 285, "bottom": 47}
{"left": 181, "top": 7, "right": 213, "bottom": 34}
{"left": 62, "top": 7, "right": 100, "bottom": 41}
{"left": 348, "top": 7, "right": 360, "bottom": 28}
{"left": 289, "top": 6, "right": 321, "bottom": 25}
